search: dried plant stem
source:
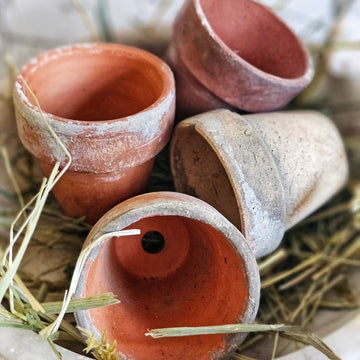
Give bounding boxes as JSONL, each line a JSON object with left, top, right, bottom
{"left": 279, "top": 264, "right": 320, "bottom": 291}
{"left": 236, "top": 334, "right": 265, "bottom": 353}
{"left": 258, "top": 249, "right": 288, "bottom": 275}
{"left": 146, "top": 324, "right": 291, "bottom": 338}
{"left": 40, "top": 293, "right": 119, "bottom": 314}
{"left": 261, "top": 254, "right": 322, "bottom": 289}
{"left": 290, "top": 281, "right": 318, "bottom": 323}
{"left": 0, "top": 146, "right": 25, "bottom": 210}
{"left": 269, "top": 288, "right": 289, "bottom": 322}
{"left": 296, "top": 0, "right": 356, "bottom": 106}
{"left": 271, "top": 331, "right": 280, "bottom": 360}
{"left": 301, "top": 202, "right": 351, "bottom": 225}
{"left": 306, "top": 275, "right": 345, "bottom": 312}
{"left": 36, "top": 283, "right": 48, "bottom": 303}
{"left": 231, "top": 353, "right": 260, "bottom": 360}
{"left": 39, "top": 229, "right": 140, "bottom": 339}
{"left": 71, "top": 0, "right": 102, "bottom": 41}
{"left": 312, "top": 236, "right": 360, "bottom": 281}
{"left": 0, "top": 171, "right": 59, "bottom": 304}
{"left": 280, "top": 331, "right": 340, "bottom": 360}
{"left": 320, "top": 299, "right": 358, "bottom": 309}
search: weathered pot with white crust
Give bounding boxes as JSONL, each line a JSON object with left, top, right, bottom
{"left": 74, "top": 192, "right": 260, "bottom": 360}
{"left": 14, "top": 43, "right": 175, "bottom": 224}
{"left": 166, "top": 0, "right": 313, "bottom": 117}
{"left": 171, "top": 110, "right": 349, "bottom": 257}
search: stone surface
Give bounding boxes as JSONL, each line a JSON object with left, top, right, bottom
{"left": 0, "top": 326, "right": 90, "bottom": 360}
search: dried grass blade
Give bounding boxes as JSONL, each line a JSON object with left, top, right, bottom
{"left": 280, "top": 330, "right": 341, "bottom": 360}
{"left": 271, "top": 331, "right": 280, "bottom": 360}
{"left": 71, "top": 0, "right": 102, "bottom": 41}
{"left": 39, "top": 229, "right": 140, "bottom": 339}
{"left": 146, "top": 324, "right": 292, "bottom": 338}
{"left": 231, "top": 353, "right": 260, "bottom": 360}
{"left": 0, "top": 167, "right": 59, "bottom": 303}
{"left": 261, "top": 254, "right": 322, "bottom": 289}
{"left": 0, "top": 146, "right": 25, "bottom": 210}
{"left": 41, "top": 293, "right": 119, "bottom": 314}
{"left": 258, "top": 249, "right": 288, "bottom": 275}
{"left": 312, "top": 237, "right": 360, "bottom": 281}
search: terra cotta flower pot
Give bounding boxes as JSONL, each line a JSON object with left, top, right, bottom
{"left": 14, "top": 43, "right": 175, "bottom": 223}
{"left": 74, "top": 191, "right": 260, "bottom": 360}
{"left": 170, "top": 109, "right": 348, "bottom": 257}
{"left": 166, "top": 0, "right": 314, "bottom": 117}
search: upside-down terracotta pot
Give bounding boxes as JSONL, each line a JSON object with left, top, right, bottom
{"left": 14, "top": 43, "right": 175, "bottom": 224}
{"left": 74, "top": 192, "right": 260, "bottom": 360}
{"left": 166, "top": 0, "right": 314, "bottom": 117}
{"left": 171, "top": 110, "right": 349, "bottom": 257}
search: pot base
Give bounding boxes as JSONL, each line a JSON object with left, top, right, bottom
{"left": 41, "top": 159, "right": 154, "bottom": 224}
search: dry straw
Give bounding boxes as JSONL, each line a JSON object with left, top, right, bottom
{"left": 1, "top": 1, "right": 360, "bottom": 359}
{"left": 0, "top": 59, "right": 140, "bottom": 358}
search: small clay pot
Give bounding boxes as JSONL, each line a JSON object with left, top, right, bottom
{"left": 74, "top": 192, "right": 260, "bottom": 360}
{"left": 171, "top": 110, "right": 348, "bottom": 257}
{"left": 14, "top": 43, "right": 175, "bottom": 223}
{"left": 166, "top": 0, "right": 313, "bottom": 117}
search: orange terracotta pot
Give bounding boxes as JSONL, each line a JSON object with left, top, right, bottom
{"left": 171, "top": 110, "right": 349, "bottom": 257}
{"left": 74, "top": 192, "right": 260, "bottom": 360}
{"left": 14, "top": 43, "right": 175, "bottom": 223}
{"left": 166, "top": 0, "right": 313, "bottom": 117}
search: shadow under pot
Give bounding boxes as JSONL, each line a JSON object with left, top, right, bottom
{"left": 170, "top": 109, "right": 349, "bottom": 257}
{"left": 74, "top": 191, "right": 260, "bottom": 360}
{"left": 14, "top": 43, "right": 175, "bottom": 224}
{"left": 166, "top": 0, "right": 313, "bottom": 117}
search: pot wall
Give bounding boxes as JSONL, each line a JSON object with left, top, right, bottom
{"left": 75, "top": 192, "right": 260, "bottom": 360}
{"left": 171, "top": 110, "right": 348, "bottom": 257}
{"left": 166, "top": 0, "right": 313, "bottom": 116}
{"left": 14, "top": 43, "right": 175, "bottom": 223}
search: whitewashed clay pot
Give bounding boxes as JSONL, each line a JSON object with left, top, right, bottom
{"left": 166, "top": 0, "right": 314, "bottom": 117}
{"left": 13, "top": 43, "right": 175, "bottom": 224}
{"left": 170, "top": 110, "right": 349, "bottom": 257}
{"left": 75, "top": 191, "right": 260, "bottom": 360}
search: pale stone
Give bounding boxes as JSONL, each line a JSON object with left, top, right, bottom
{"left": 0, "top": 327, "right": 90, "bottom": 360}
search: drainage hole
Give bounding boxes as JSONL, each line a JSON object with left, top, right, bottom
{"left": 141, "top": 231, "right": 165, "bottom": 254}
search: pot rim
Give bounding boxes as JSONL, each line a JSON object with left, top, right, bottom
{"left": 75, "top": 191, "right": 260, "bottom": 357}
{"left": 14, "top": 42, "right": 175, "bottom": 137}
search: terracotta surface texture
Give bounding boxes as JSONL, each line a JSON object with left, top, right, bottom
{"left": 14, "top": 43, "right": 175, "bottom": 223}
{"left": 75, "top": 192, "right": 260, "bottom": 360}
{"left": 171, "top": 109, "right": 349, "bottom": 257}
{"left": 166, "top": 0, "right": 313, "bottom": 117}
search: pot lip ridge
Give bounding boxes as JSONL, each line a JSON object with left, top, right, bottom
{"left": 172, "top": 109, "right": 287, "bottom": 258}
{"left": 74, "top": 191, "right": 260, "bottom": 351}
{"left": 187, "top": 0, "right": 314, "bottom": 87}
{"left": 14, "top": 42, "right": 175, "bottom": 136}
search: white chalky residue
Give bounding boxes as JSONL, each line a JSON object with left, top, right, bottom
{"left": 16, "top": 80, "right": 174, "bottom": 139}
{"left": 195, "top": 0, "right": 216, "bottom": 38}
{"left": 199, "top": 114, "right": 284, "bottom": 258}
{"left": 14, "top": 80, "right": 174, "bottom": 170}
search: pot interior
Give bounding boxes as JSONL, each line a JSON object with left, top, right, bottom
{"left": 83, "top": 215, "right": 249, "bottom": 360}
{"left": 199, "top": 0, "right": 308, "bottom": 79}
{"left": 21, "top": 45, "right": 165, "bottom": 121}
{"left": 172, "top": 124, "right": 243, "bottom": 231}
